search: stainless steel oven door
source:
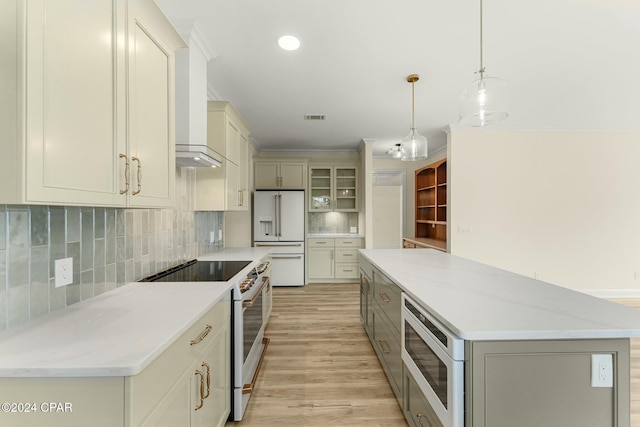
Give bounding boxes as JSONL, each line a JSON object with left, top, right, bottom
{"left": 401, "top": 295, "right": 464, "bottom": 427}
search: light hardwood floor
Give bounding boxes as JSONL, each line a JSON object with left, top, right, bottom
{"left": 229, "top": 286, "right": 640, "bottom": 426}
{"left": 229, "top": 283, "right": 407, "bottom": 426}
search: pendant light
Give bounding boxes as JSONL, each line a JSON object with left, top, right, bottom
{"left": 400, "top": 74, "right": 428, "bottom": 161}
{"left": 458, "top": 0, "right": 508, "bottom": 127}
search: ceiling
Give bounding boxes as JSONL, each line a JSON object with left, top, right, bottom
{"left": 156, "top": 0, "right": 640, "bottom": 159}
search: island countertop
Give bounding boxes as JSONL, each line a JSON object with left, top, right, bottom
{"left": 0, "top": 247, "right": 271, "bottom": 378}
{"left": 359, "top": 248, "right": 640, "bottom": 341}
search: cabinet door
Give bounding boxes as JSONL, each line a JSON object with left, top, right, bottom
{"left": 280, "top": 162, "right": 307, "bottom": 189}
{"left": 237, "top": 131, "right": 249, "bottom": 210}
{"left": 335, "top": 167, "right": 358, "bottom": 211}
{"left": 191, "top": 322, "right": 231, "bottom": 427}
{"left": 23, "top": 0, "right": 126, "bottom": 206}
{"left": 226, "top": 160, "right": 239, "bottom": 210}
{"left": 127, "top": 0, "right": 176, "bottom": 208}
{"left": 308, "top": 248, "right": 334, "bottom": 279}
{"left": 309, "top": 167, "right": 333, "bottom": 211}
{"left": 254, "top": 162, "right": 280, "bottom": 189}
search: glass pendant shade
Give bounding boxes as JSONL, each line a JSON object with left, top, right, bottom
{"left": 399, "top": 74, "right": 428, "bottom": 161}
{"left": 400, "top": 128, "right": 428, "bottom": 161}
{"left": 458, "top": 74, "right": 508, "bottom": 127}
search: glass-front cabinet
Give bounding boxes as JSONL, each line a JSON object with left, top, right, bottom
{"left": 309, "top": 165, "right": 358, "bottom": 212}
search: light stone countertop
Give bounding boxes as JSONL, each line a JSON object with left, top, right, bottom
{"left": 360, "top": 248, "right": 640, "bottom": 341}
{"left": 0, "top": 247, "right": 271, "bottom": 378}
{"left": 307, "top": 233, "right": 364, "bottom": 238}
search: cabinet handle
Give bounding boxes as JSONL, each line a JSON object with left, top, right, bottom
{"left": 331, "top": 250, "right": 334, "bottom": 260}
{"left": 342, "top": 269, "right": 353, "bottom": 272}
{"left": 119, "top": 153, "right": 129, "bottom": 194}
{"left": 377, "top": 339, "right": 390, "bottom": 354}
{"left": 190, "top": 324, "right": 212, "bottom": 345}
{"left": 342, "top": 253, "right": 353, "bottom": 257}
{"left": 194, "top": 369, "right": 205, "bottom": 410}
{"left": 131, "top": 156, "right": 141, "bottom": 195}
{"left": 416, "top": 413, "right": 428, "bottom": 427}
{"left": 202, "top": 362, "right": 211, "bottom": 399}
{"left": 379, "top": 292, "right": 391, "bottom": 303}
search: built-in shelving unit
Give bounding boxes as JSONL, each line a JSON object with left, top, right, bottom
{"left": 415, "top": 159, "right": 447, "bottom": 247}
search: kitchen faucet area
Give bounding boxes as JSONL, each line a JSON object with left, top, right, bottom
{"left": 1, "top": 0, "right": 640, "bottom": 426}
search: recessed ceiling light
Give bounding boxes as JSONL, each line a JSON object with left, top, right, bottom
{"left": 278, "top": 35, "right": 300, "bottom": 51}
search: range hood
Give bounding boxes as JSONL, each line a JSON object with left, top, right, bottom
{"left": 173, "top": 21, "right": 220, "bottom": 168}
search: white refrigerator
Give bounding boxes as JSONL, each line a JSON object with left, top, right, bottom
{"left": 253, "top": 190, "right": 305, "bottom": 286}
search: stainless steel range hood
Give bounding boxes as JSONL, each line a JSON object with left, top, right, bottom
{"left": 176, "top": 144, "right": 221, "bottom": 168}
{"left": 173, "top": 21, "right": 220, "bottom": 168}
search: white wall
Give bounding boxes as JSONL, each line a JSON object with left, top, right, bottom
{"left": 448, "top": 129, "right": 640, "bottom": 295}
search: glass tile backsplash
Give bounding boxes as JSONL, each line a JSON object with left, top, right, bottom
{"left": 0, "top": 168, "right": 224, "bottom": 331}
{"left": 307, "top": 212, "right": 359, "bottom": 234}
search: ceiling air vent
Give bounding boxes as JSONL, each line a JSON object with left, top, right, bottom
{"left": 304, "top": 114, "right": 326, "bottom": 121}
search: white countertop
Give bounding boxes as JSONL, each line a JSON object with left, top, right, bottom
{"left": 0, "top": 247, "right": 271, "bottom": 378}
{"left": 360, "top": 248, "right": 640, "bottom": 341}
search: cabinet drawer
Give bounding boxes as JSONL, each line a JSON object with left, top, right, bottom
{"left": 403, "top": 366, "right": 443, "bottom": 427}
{"left": 335, "top": 263, "right": 359, "bottom": 279}
{"left": 308, "top": 238, "right": 334, "bottom": 247}
{"left": 335, "top": 238, "right": 362, "bottom": 248}
{"left": 372, "top": 311, "right": 402, "bottom": 399}
{"left": 336, "top": 248, "right": 358, "bottom": 262}
{"left": 126, "top": 294, "right": 230, "bottom": 425}
{"left": 373, "top": 270, "right": 402, "bottom": 333}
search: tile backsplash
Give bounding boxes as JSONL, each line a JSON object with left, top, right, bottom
{"left": 0, "top": 167, "right": 223, "bottom": 332}
{"left": 307, "top": 212, "right": 359, "bottom": 234}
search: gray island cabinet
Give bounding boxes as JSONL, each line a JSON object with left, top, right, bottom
{"left": 359, "top": 248, "right": 640, "bottom": 427}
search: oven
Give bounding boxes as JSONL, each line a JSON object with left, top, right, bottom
{"left": 233, "top": 262, "right": 270, "bottom": 421}
{"left": 401, "top": 294, "right": 464, "bottom": 427}
{"left": 140, "top": 258, "right": 271, "bottom": 422}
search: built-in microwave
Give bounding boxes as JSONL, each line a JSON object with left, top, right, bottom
{"left": 401, "top": 294, "right": 464, "bottom": 427}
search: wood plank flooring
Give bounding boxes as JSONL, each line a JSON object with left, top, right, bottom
{"left": 229, "top": 283, "right": 407, "bottom": 426}
{"left": 228, "top": 286, "right": 640, "bottom": 426}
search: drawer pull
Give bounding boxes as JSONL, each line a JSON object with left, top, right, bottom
{"left": 190, "top": 325, "right": 212, "bottom": 345}
{"left": 202, "top": 362, "right": 211, "bottom": 399}
{"left": 194, "top": 369, "right": 205, "bottom": 410}
{"left": 342, "top": 253, "right": 353, "bottom": 257}
{"left": 377, "top": 339, "right": 390, "bottom": 354}
{"left": 342, "top": 269, "right": 353, "bottom": 272}
{"left": 379, "top": 292, "right": 391, "bottom": 303}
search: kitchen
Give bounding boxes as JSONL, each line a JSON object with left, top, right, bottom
{"left": 1, "top": 0, "right": 640, "bottom": 426}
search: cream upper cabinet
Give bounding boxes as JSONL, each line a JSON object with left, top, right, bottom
{"left": 254, "top": 161, "right": 307, "bottom": 190}
{"left": 195, "top": 101, "right": 250, "bottom": 211}
{"left": 126, "top": 0, "right": 182, "bottom": 208}
{"left": 309, "top": 165, "right": 358, "bottom": 212}
{"left": 0, "top": 0, "right": 182, "bottom": 208}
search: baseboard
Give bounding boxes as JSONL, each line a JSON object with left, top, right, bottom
{"left": 580, "top": 289, "right": 640, "bottom": 299}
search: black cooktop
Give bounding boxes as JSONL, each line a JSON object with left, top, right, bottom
{"left": 140, "top": 260, "right": 251, "bottom": 282}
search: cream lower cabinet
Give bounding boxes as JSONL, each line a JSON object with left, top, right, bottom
{"left": 0, "top": 295, "right": 231, "bottom": 427}
{"left": 308, "top": 237, "right": 362, "bottom": 282}
{"left": 0, "top": 0, "right": 182, "bottom": 208}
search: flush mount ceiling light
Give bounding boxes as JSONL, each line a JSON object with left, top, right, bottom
{"left": 399, "top": 74, "right": 428, "bottom": 161}
{"left": 278, "top": 35, "right": 300, "bottom": 51}
{"left": 458, "top": 0, "right": 508, "bottom": 127}
{"left": 387, "top": 143, "right": 402, "bottom": 159}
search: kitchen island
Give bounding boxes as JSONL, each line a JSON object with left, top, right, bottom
{"left": 359, "top": 248, "right": 640, "bottom": 427}
{"left": 0, "top": 247, "right": 270, "bottom": 427}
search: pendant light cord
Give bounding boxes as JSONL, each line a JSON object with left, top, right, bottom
{"left": 479, "top": 0, "right": 485, "bottom": 77}
{"left": 411, "top": 80, "right": 415, "bottom": 130}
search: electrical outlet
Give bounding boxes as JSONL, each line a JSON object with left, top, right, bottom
{"left": 591, "top": 354, "right": 613, "bottom": 387}
{"left": 218, "top": 229, "right": 223, "bottom": 240}
{"left": 210, "top": 231, "right": 215, "bottom": 243}
{"left": 54, "top": 257, "right": 73, "bottom": 288}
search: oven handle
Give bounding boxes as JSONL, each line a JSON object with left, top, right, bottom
{"left": 242, "top": 277, "right": 268, "bottom": 309}
{"left": 242, "top": 337, "right": 270, "bottom": 394}
{"left": 255, "top": 243, "right": 303, "bottom": 247}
